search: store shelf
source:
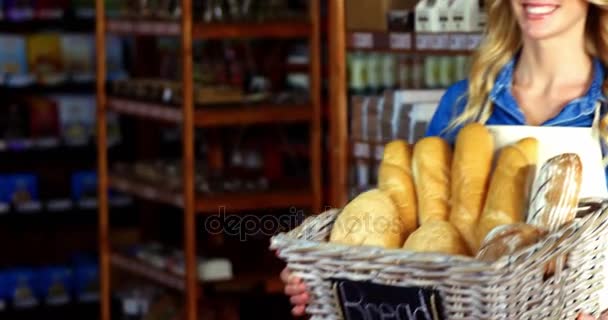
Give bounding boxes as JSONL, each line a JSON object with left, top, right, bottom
{"left": 111, "top": 252, "right": 282, "bottom": 295}
{"left": 0, "top": 17, "right": 94, "bottom": 32}
{"left": 107, "top": 97, "right": 183, "bottom": 123}
{"left": 0, "top": 81, "right": 95, "bottom": 95}
{"left": 111, "top": 253, "right": 186, "bottom": 291}
{"left": 109, "top": 174, "right": 312, "bottom": 212}
{"left": 193, "top": 21, "right": 311, "bottom": 39}
{"left": 347, "top": 31, "right": 483, "bottom": 54}
{"left": 108, "top": 97, "right": 312, "bottom": 127}
{"left": 195, "top": 189, "right": 312, "bottom": 213}
{"left": 106, "top": 19, "right": 181, "bottom": 36}
{"left": 106, "top": 19, "right": 311, "bottom": 39}
{"left": 194, "top": 104, "right": 312, "bottom": 127}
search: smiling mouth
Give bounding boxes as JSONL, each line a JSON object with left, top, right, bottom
{"left": 523, "top": 3, "right": 559, "bottom": 17}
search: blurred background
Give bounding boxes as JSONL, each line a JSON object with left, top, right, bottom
{"left": 0, "top": 0, "right": 482, "bottom": 319}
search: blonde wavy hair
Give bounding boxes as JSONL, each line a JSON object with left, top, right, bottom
{"left": 447, "top": 0, "right": 608, "bottom": 131}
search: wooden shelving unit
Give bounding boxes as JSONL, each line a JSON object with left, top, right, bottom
{"left": 108, "top": 97, "right": 313, "bottom": 127}
{"left": 328, "top": 1, "right": 482, "bottom": 207}
{"left": 96, "top": 2, "right": 322, "bottom": 320}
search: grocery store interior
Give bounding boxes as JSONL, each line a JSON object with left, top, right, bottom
{"left": 0, "top": 0, "right": 483, "bottom": 319}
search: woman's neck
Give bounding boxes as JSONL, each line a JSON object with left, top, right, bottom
{"left": 515, "top": 33, "right": 592, "bottom": 90}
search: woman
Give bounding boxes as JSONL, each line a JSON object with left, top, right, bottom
{"left": 282, "top": 0, "right": 608, "bottom": 318}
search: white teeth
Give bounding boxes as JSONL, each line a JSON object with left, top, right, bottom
{"left": 525, "top": 5, "right": 557, "bottom": 15}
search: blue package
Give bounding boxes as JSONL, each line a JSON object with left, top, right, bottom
{"left": 0, "top": 35, "right": 28, "bottom": 76}
{"left": 0, "top": 271, "right": 8, "bottom": 311}
{"left": 6, "top": 268, "right": 39, "bottom": 309}
{"left": 73, "top": 262, "right": 99, "bottom": 302}
{"left": 71, "top": 171, "right": 97, "bottom": 201}
{"left": 4, "top": 174, "right": 38, "bottom": 204}
{"left": 38, "top": 267, "right": 72, "bottom": 306}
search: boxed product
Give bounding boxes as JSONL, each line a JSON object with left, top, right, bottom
{"left": 6, "top": 268, "right": 39, "bottom": 309}
{"left": 27, "top": 96, "right": 60, "bottom": 144}
{"left": 346, "top": 0, "right": 417, "bottom": 31}
{"left": 38, "top": 267, "right": 72, "bottom": 306}
{"left": 73, "top": 262, "right": 99, "bottom": 302}
{"left": 4, "top": 174, "right": 41, "bottom": 212}
{"left": 1, "top": 101, "right": 30, "bottom": 143}
{"left": 107, "top": 36, "right": 126, "bottom": 80}
{"left": 61, "top": 34, "right": 94, "bottom": 81}
{"left": 71, "top": 171, "right": 97, "bottom": 209}
{"left": 34, "top": 0, "right": 67, "bottom": 20}
{"left": 4, "top": 0, "right": 34, "bottom": 21}
{"left": 56, "top": 95, "right": 95, "bottom": 146}
{"left": 107, "top": 111, "right": 122, "bottom": 147}
{"left": 0, "top": 34, "right": 27, "bottom": 76}
{"left": 26, "top": 33, "right": 64, "bottom": 84}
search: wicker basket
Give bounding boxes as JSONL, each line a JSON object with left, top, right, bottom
{"left": 271, "top": 200, "right": 608, "bottom": 320}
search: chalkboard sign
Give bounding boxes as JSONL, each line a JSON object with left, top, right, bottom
{"left": 332, "top": 279, "right": 444, "bottom": 320}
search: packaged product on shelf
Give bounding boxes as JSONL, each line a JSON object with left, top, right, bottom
{"left": 395, "top": 103, "right": 413, "bottom": 140}
{"left": 107, "top": 111, "right": 122, "bottom": 147}
{"left": 71, "top": 171, "right": 98, "bottom": 209}
{"left": 0, "top": 177, "right": 8, "bottom": 214}
{"left": 438, "top": 56, "right": 455, "bottom": 88}
{"left": 5, "top": 174, "right": 41, "bottom": 212}
{"left": 1, "top": 101, "right": 30, "bottom": 145}
{"left": 72, "top": 0, "right": 95, "bottom": 18}
{"left": 366, "top": 53, "right": 382, "bottom": 94}
{"left": 38, "top": 267, "right": 72, "bottom": 306}
{"left": 346, "top": 0, "right": 415, "bottom": 31}
{"left": 0, "top": 272, "right": 7, "bottom": 311}
{"left": 27, "top": 33, "right": 65, "bottom": 84}
{"left": 397, "top": 54, "right": 410, "bottom": 89}
{"left": 4, "top": 0, "right": 34, "bottom": 22}
{"left": 348, "top": 52, "right": 367, "bottom": 95}
{"left": 34, "top": 0, "right": 67, "bottom": 20}
{"left": 411, "top": 55, "right": 424, "bottom": 89}
{"left": 106, "top": 36, "right": 127, "bottom": 81}
{"left": 27, "top": 96, "right": 60, "bottom": 146}
{"left": 0, "top": 34, "right": 28, "bottom": 77}
{"left": 424, "top": 56, "right": 441, "bottom": 89}
{"left": 73, "top": 261, "right": 99, "bottom": 302}
{"left": 409, "top": 102, "right": 440, "bottom": 142}
{"left": 388, "top": 9, "right": 415, "bottom": 32}
{"left": 104, "top": 0, "right": 121, "bottom": 17}
{"left": 449, "top": 0, "right": 481, "bottom": 32}
{"left": 57, "top": 95, "right": 95, "bottom": 146}
{"left": 61, "top": 34, "right": 95, "bottom": 82}
{"left": 350, "top": 96, "right": 371, "bottom": 191}
{"left": 381, "top": 54, "right": 396, "bottom": 91}
{"left": 6, "top": 268, "right": 39, "bottom": 309}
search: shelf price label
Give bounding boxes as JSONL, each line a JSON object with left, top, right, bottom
{"left": 415, "top": 34, "right": 432, "bottom": 50}
{"left": 467, "top": 34, "right": 483, "bottom": 50}
{"left": 353, "top": 142, "right": 371, "bottom": 158}
{"left": 389, "top": 33, "right": 412, "bottom": 50}
{"left": 430, "top": 33, "right": 449, "bottom": 50}
{"left": 351, "top": 32, "right": 374, "bottom": 49}
{"left": 375, "top": 145, "right": 385, "bottom": 161}
{"left": 449, "top": 33, "right": 468, "bottom": 51}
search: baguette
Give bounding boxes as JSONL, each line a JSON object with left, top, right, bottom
{"left": 476, "top": 137, "right": 538, "bottom": 246}
{"left": 412, "top": 137, "right": 452, "bottom": 224}
{"left": 378, "top": 163, "right": 418, "bottom": 238}
{"left": 527, "top": 153, "right": 582, "bottom": 231}
{"left": 449, "top": 123, "right": 494, "bottom": 253}
{"left": 382, "top": 140, "right": 412, "bottom": 172}
{"left": 329, "top": 189, "right": 406, "bottom": 249}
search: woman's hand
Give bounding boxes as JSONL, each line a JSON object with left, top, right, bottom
{"left": 577, "top": 311, "right": 608, "bottom": 320}
{"left": 280, "top": 267, "right": 310, "bottom": 317}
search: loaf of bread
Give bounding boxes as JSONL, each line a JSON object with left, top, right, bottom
{"left": 329, "top": 189, "right": 406, "bottom": 248}
{"left": 378, "top": 164, "right": 418, "bottom": 238}
{"left": 382, "top": 140, "right": 412, "bottom": 171}
{"left": 403, "top": 220, "right": 469, "bottom": 256}
{"left": 476, "top": 223, "right": 547, "bottom": 262}
{"left": 476, "top": 137, "right": 538, "bottom": 246}
{"left": 449, "top": 123, "right": 494, "bottom": 253}
{"left": 527, "top": 153, "right": 583, "bottom": 231}
{"left": 412, "top": 137, "right": 452, "bottom": 224}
